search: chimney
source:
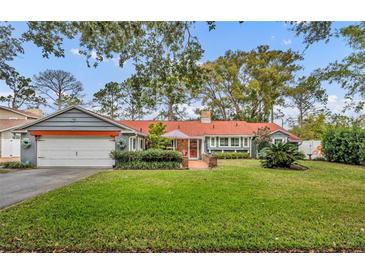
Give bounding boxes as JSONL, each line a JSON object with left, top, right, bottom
{"left": 27, "top": 108, "right": 43, "bottom": 118}
{"left": 200, "top": 110, "right": 211, "bottom": 123}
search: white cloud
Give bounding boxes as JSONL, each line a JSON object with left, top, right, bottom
{"left": 282, "top": 39, "right": 292, "bottom": 45}
{"left": 271, "top": 35, "right": 276, "bottom": 40}
{"left": 90, "top": 50, "right": 98, "bottom": 60}
{"left": 70, "top": 48, "right": 81, "bottom": 56}
{"left": 179, "top": 103, "right": 198, "bottom": 119}
{"left": 328, "top": 94, "right": 338, "bottom": 103}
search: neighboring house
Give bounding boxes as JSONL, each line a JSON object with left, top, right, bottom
{"left": 0, "top": 106, "right": 42, "bottom": 158}
{"left": 15, "top": 106, "right": 299, "bottom": 167}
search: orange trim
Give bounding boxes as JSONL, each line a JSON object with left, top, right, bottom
{"left": 30, "top": 130, "right": 120, "bottom": 137}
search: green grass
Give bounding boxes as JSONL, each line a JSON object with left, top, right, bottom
{"left": 0, "top": 169, "right": 9, "bottom": 174}
{"left": 1, "top": 160, "right": 365, "bottom": 252}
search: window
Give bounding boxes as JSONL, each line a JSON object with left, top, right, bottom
{"left": 169, "top": 139, "right": 176, "bottom": 150}
{"left": 274, "top": 139, "right": 283, "bottom": 144}
{"left": 210, "top": 137, "right": 215, "bottom": 147}
{"left": 231, "top": 137, "right": 240, "bottom": 147}
{"left": 219, "top": 137, "right": 229, "bottom": 147}
{"left": 244, "top": 138, "right": 248, "bottom": 147}
{"left": 129, "top": 137, "right": 136, "bottom": 151}
{"left": 140, "top": 139, "right": 144, "bottom": 150}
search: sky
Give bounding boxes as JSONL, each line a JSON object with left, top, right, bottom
{"left": 0, "top": 21, "right": 361, "bottom": 127}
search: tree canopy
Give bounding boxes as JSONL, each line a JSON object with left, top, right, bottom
{"left": 33, "top": 69, "right": 84, "bottom": 110}
{"left": 199, "top": 46, "right": 302, "bottom": 122}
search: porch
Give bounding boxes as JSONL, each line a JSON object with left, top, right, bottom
{"left": 162, "top": 129, "right": 203, "bottom": 160}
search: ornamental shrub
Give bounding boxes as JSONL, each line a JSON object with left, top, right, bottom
{"left": 111, "top": 149, "right": 182, "bottom": 169}
{"left": 259, "top": 142, "right": 305, "bottom": 168}
{"left": 115, "top": 161, "right": 181, "bottom": 170}
{"left": 322, "top": 127, "right": 365, "bottom": 165}
{"left": 212, "top": 152, "right": 250, "bottom": 159}
{"left": 1, "top": 161, "right": 33, "bottom": 169}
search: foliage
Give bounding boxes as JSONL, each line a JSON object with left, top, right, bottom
{"left": 147, "top": 122, "right": 171, "bottom": 149}
{"left": 289, "top": 21, "right": 333, "bottom": 47}
{"left": 92, "top": 82, "right": 122, "bottom": 119}
{"left": 23, "top": 22, "right": 204, "bottom": 120}
{"left": 33, "top": 69, "right": 84, "bottom": 110}
{"left": 111, "top": 149, "right": 182, "bottom": 170}
{"left": 254, "top": 126, "right": 272, "bottom": 151}
{"left": 0, "top": 23, "right": 23, "bottom": 80}
{"left": 23, "top": 22, "right": 197, "bottom": 67}
{"left": 119, "top": 77, "right": 148, "bottom": 120}
{"left": 199, "top": 46, "right": 302, "bottom": 122}
{"left": 290, "top": 21, "right": 365, "bottom": 111}
{"left": 115, "top": 161, "right": 181, "bottom": 170}
{"left": 212, "top": 151, "right": 250, "bottom": 159}
{"left": 287, "top": 75, "right": 327, "bottom": 126}
{"left": 0, "top": 69, "right": 45, "bottom": 108}
{"left": 111, "top": 149, "right": 182, "bottom": 163}
{"left": 1, "top": 160, "right": 365, "bottom": 252}
{"left": 130, "top": 29, "right": 204, "bottom": 120}
{"left": 93, "top": 78, "right": 148, "bottom": 120}
{"left": 259, "top": 142, "right": 305, "bottom": 168}
{"left": 1, "top": 161, "right": 33, "bottom": 169}
{"left": 322, "top": 127, "right": 365, "bottom": 165}
{"left": 290, "top": 113, "right": 327, "bottom": 140}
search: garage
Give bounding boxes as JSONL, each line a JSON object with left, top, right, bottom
{"left": 37, "top": 136, "right": 116, "bottom": 167}
{"left": 17, "top": 106, "right": 145, "bottom": 168}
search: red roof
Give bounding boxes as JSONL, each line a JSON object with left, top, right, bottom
{"left": 118, "top": 120, "right": 300, "bottom": 141}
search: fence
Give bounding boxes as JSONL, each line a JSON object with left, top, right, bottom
{"left": 298, "top": 140, "right": 323, "bottom": 160}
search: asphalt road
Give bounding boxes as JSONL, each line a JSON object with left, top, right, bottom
{"left": 0, "top": 168, "right": 102, "bottom": 209}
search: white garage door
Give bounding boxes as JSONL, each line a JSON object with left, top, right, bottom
{"left": 37, "top": 136, "right": 115, "bottom": 167}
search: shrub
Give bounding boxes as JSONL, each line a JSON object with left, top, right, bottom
{"left": 147, "top": 122, "right": 171, "bottom": 149}
{"left": 1, "top": 161, "right": 33, "bottom": 169}
{"left": 111, "top": 149, "right": 182, "bottom": 163}
{"left": 212, "top": 152, "right": 250, "bottom": 159}
{"left": 115, "top": 161, "right": 181, "bottom": 170}
{"left": 322, "top": 127, "right": 365, "bottom": 165}
{"left": 259, "top": 142, "right": 305, "bottom": 168}
{"left": 111, "top": 149, "right": 182, "bottom": 169}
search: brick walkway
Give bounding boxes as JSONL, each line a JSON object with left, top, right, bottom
{"left": 188, "top": 160, "right": 209, "bottom": 169}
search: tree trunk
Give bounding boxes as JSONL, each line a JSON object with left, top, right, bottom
{"left": 167, "top": 103, "right": 174, "bottom": 121}
{"left": 57, "top": 90, "right": 62, "bottom": 110}
{"left": 167, "top": 96, "right": 174, "bottom": 121}
{"left": 299, "top": 109, "right": 303, "bottom": 128}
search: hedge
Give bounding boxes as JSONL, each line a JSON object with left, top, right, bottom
{"left": 212, "top": 151, "right": 250, "bottom": 159}
{"left": 115, "top": 161, "right": 181, "bottom": 170}
{"left": 111, "top": 149, "right": 183, "bottom": 169}
{"left": 322, "top": 127, "right": 365, "bottom": 165}
{"left": 0, "top": 161, "right": 33, "bottom": 169}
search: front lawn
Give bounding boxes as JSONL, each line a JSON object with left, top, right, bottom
{"left": 0, "top": 160, "right": 364, "bottom": 252}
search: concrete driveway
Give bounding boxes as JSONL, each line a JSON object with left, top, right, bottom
{"left": 0, "top": 168, "right": 102, "bottom": 209}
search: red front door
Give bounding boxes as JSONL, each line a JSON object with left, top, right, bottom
{"left": 189, "top": 139, "right": 199, "bottom": 159}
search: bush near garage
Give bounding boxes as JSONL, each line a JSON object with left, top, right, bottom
{"left": 322, "top": 127, "right": 365, "bottom": 165}
{"left": 1, "top": 161, "right": 33, "bottom": 169}
{"left": 111, "top": 149, "right": 183, "bottom": 169}
{"left": 212, "top": 151, "right": 250, "bottom": 159}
